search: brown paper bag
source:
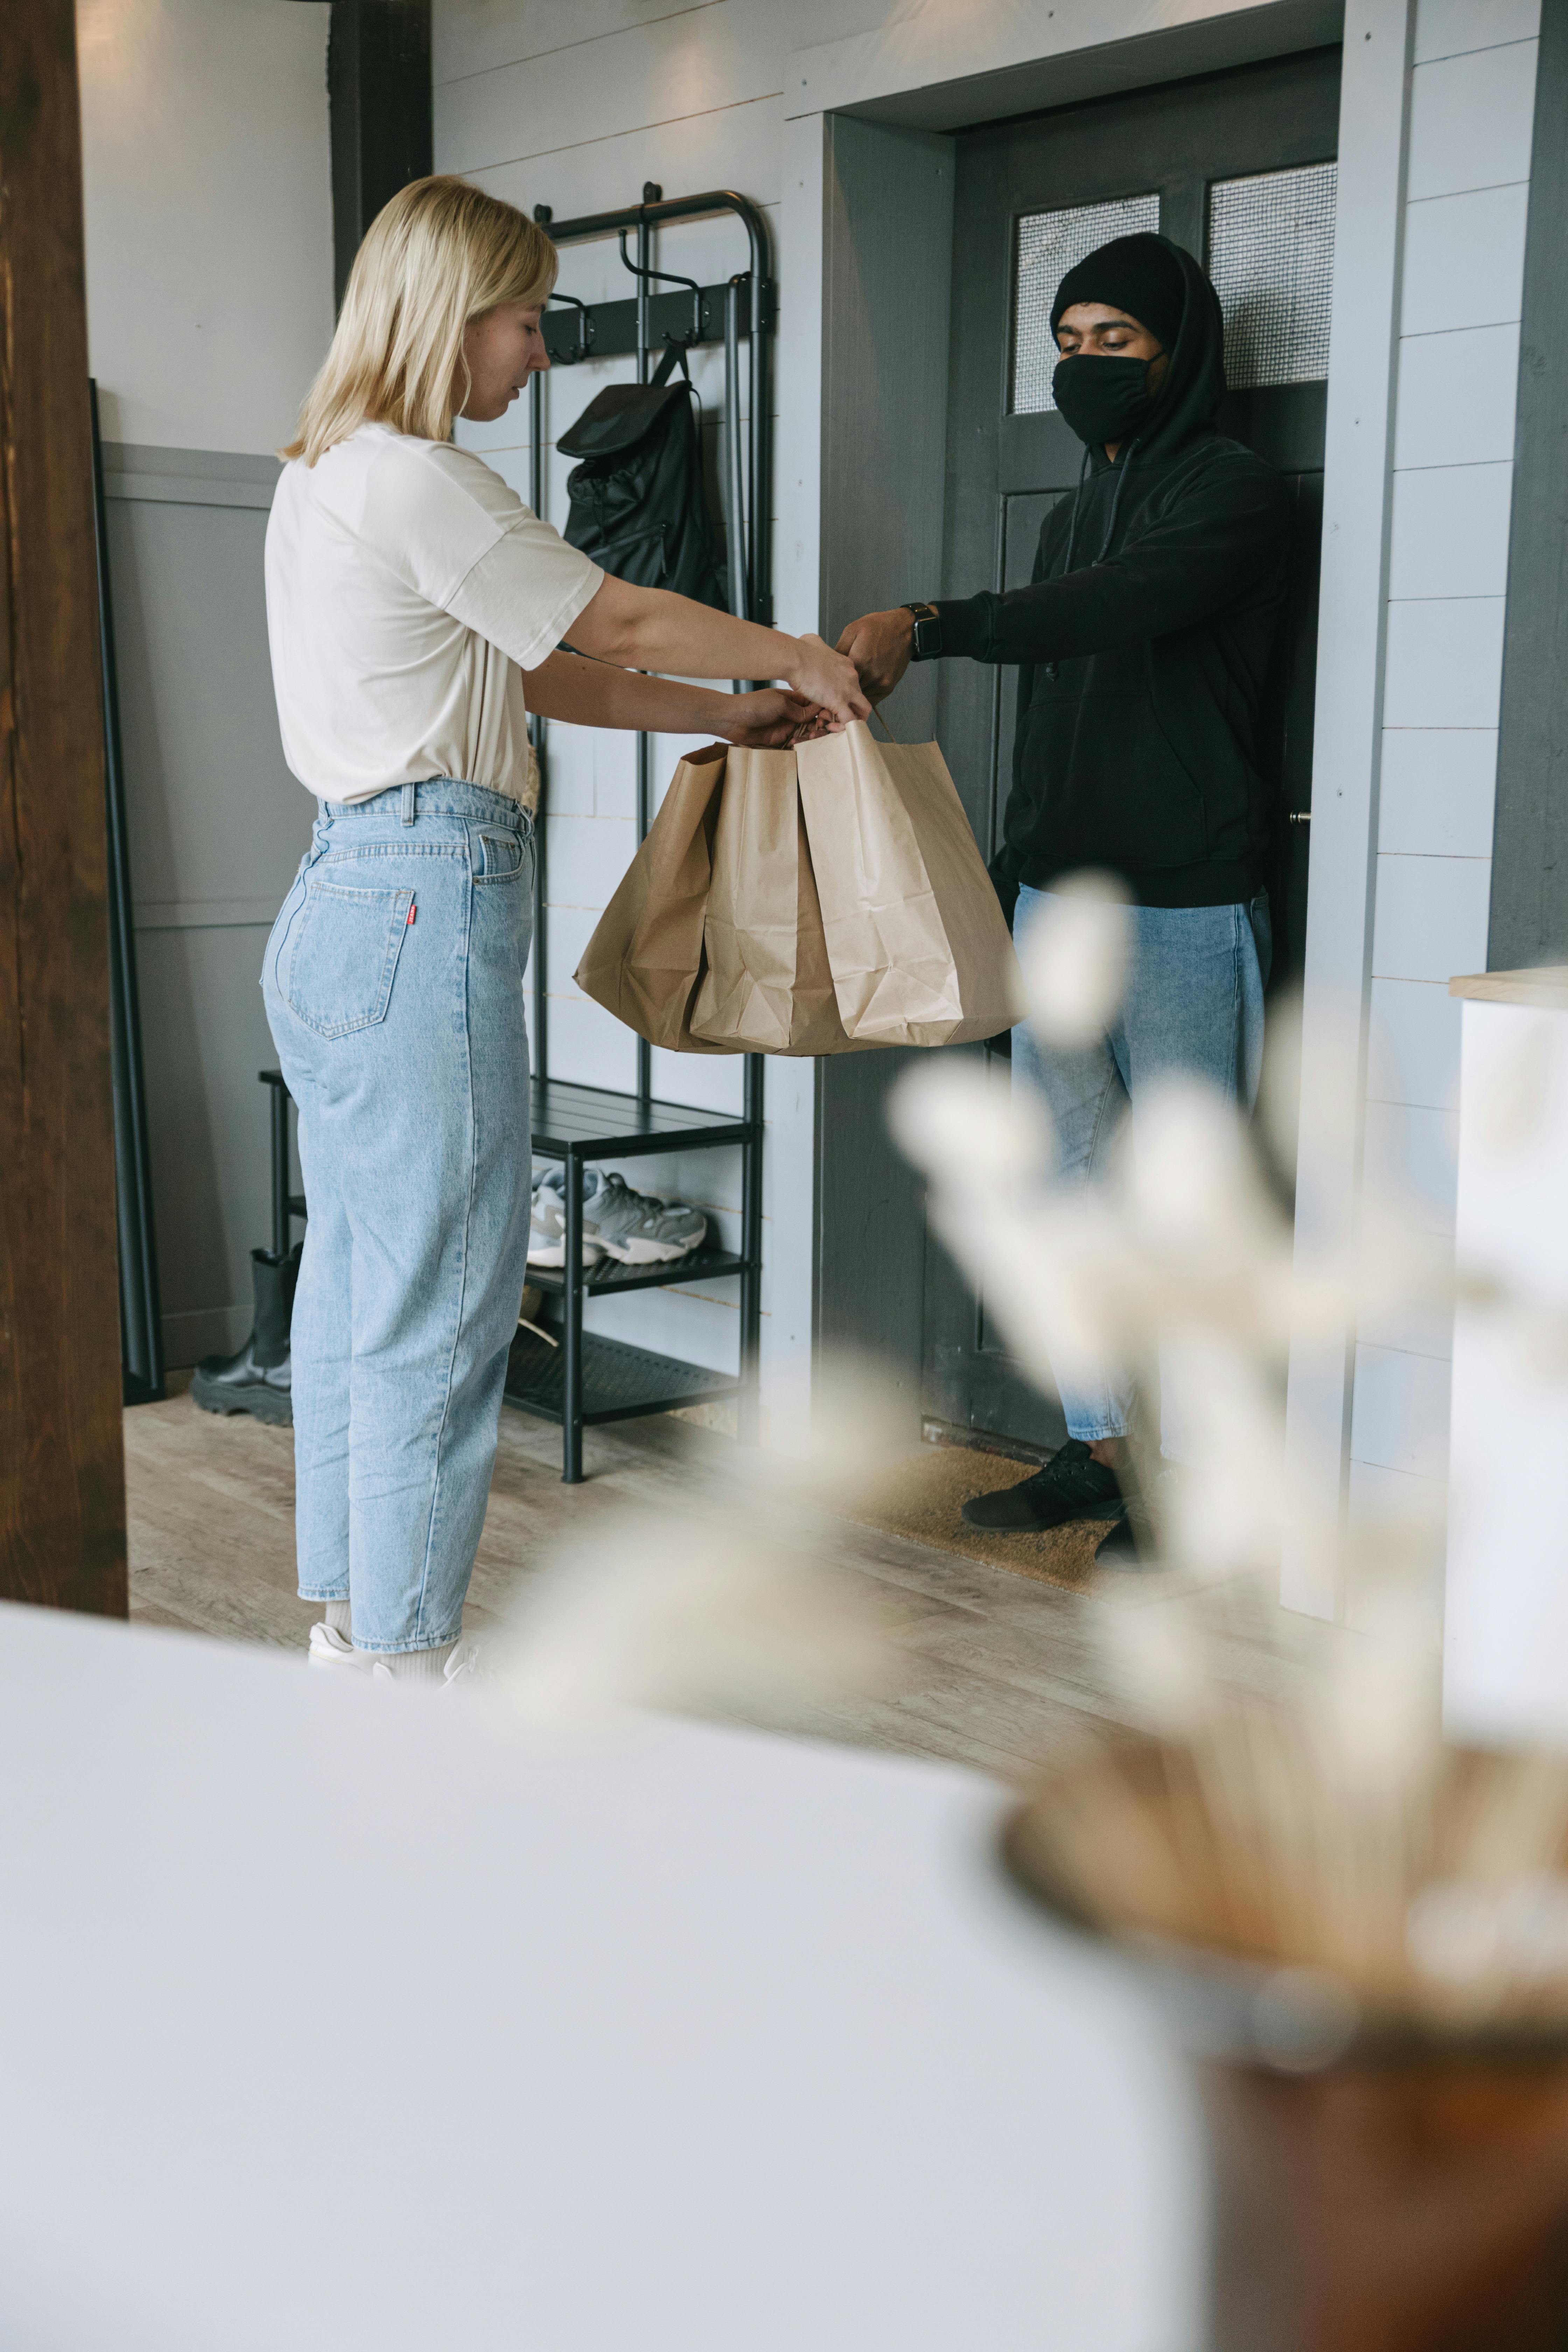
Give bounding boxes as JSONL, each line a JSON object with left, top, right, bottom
{"left": 795, "top": 721, "right": 1027, "bottom": 1048}
{"left": 687, "top": 747, "right": 872, "bottom": 1056}
{"left": 573, "top": 742, "right": 738, "bottom": 1054}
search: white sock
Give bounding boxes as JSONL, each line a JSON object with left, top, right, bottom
{"left": 323, "top": 1598, "right": 352, "bottom": 1639}
{"left": 359, "top": 1639, "right": 457, "bottom": 1684}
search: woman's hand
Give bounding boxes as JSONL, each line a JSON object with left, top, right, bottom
{"left": 714, "top": 689, "right": 835, "bottom": 749}
{"left": 786, "top": 632, "right": 872, "bottom": 726}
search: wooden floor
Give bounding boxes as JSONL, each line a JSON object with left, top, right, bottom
{"left": 126, "top": 1385, "right": 1151, "bottom": 1783}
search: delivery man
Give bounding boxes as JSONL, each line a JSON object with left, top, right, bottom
{"left": 838, "top": 232, "right": 1293, "bottom": 1559}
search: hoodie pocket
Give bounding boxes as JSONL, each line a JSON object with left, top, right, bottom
{"left": 1020, "top": 688, "right": 1208, "bottom": 873}
{"left": 285, "top": 877, "right": 414, "bottom": 1038}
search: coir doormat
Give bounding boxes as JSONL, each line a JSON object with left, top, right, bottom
{"left": 843, "top": 1444, "right": 1109, "bottom": 1591}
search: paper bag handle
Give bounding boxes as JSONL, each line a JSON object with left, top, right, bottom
{"left": 867, "top": 702, "right": 899, "bottom": 746}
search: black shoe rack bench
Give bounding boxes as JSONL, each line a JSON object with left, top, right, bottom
{"left": 505, "top": 183, "right": 775, "bottom": 1480}
{"left": 260, "top": 1069, "right": 306, "bottom": 1258}
{"left": 260, "top": 1064, "right": 758, "bottom": 1488}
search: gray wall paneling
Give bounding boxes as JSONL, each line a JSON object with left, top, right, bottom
{"left": 104, "top": 443, "right": 312, "bottom": 1365}
{"left": 1489, "top": 0, "right": 1568, "bottom": 971}
{"left": 814, "top": 117, "right": 955, "bottom": 1428}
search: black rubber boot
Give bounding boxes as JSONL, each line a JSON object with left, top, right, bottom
{"left": 961, "top": 1438, "right": 1124, "bottom": 1531}
{"left": 191, "top": 1244, "right": 301, "bottom": 1427}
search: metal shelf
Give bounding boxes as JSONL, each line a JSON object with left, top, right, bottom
{"left": 503, "top": 1325, "right": 741, "bottom": 1427}
{"left": 526, "top": 1242, "right": 752, "bottom": 1298}
{"left": 523, "top": 182, "right": 772, "bottom": 1483}
{"left": 530, "top": 1076, "right": 753, "bottom": 1163}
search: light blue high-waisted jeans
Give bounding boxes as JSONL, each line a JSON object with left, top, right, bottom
{"left": 262, "top": 779, "right": 533, "bottom": 1654}
{"left": 1012, "top": 882, "right": 1271, "bottom": 1452}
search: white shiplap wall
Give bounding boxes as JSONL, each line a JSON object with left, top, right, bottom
{"left": 1352, "top": 0, "right": 1539, "bottom": 1519}
{"left": 435, "top": 0, "right": 882, "bottom": 1443}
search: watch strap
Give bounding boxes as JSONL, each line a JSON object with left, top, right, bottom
{"left": 903, "top": 601, "right": 943, "bottom": 662}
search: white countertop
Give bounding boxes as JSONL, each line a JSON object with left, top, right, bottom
{"left": 0, "top": 1604, "right": 1197, "bottom": 2352}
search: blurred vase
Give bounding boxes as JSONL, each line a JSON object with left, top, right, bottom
{"left": 1200, "top": 2052, "right": 1568, "bottom": 2351}
{"left": 1003, "top": 1793, "right": 1568, "bottom": 2352}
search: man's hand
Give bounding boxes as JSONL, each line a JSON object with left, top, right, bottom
{"left": 836, "top": 607, "right": 915, "bottom": 703}
{"left": 715, "top": 688, "right": 836, "bottom": 749}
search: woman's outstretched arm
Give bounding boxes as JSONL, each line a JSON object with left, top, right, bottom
{"left": 522, "top": 650, "right": 825, "bottom": 747}
{"left": 567, "top": 573, "right": 868, "bottom": 724}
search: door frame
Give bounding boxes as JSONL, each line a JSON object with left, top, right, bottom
{"left": 784, "top": 0, "right": 1415, "bottom": 1618}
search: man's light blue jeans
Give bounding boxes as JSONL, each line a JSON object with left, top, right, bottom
{"left": 262, "top": 779, "right": 533, "bottom": 1654}
{"left": 1011, "top": 882, "right": 1271, "bottom": 1450}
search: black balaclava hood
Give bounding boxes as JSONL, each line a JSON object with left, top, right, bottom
{"left": 1049, "top": 232, "right": 1227, "bottom": 463}
{"left": 1051, "top": 231, "right": 1187, "bottom": 355}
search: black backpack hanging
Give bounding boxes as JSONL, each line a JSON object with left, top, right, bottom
{"left": 558, "top": 341, "right": 728, "bottom": 612}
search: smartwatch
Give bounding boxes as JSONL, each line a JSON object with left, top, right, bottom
{"left": 903, "top": 601, "right": 944, "bottom": 661}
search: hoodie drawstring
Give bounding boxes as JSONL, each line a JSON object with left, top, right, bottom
{"left": 1045, "top": 445, "right": 1092, "bottom": 682}
{"left": 1045, "top": 431, "right": 1145, "bottom": 682}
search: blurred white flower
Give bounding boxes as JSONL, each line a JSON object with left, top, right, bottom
{"left": 1017, "top": 872, "right": 1132, "bottom": 1049}
{"left": 1256, "top": 990, "right": 1304, "bottom": 1173}
{"left": 803, "top": 1352, "right": 921, "bottom": 1505}
{"left": 1407, "top": 1873, "right": 1568, "bottom": 1992}
{"left": 1311, "top": 1594, "right": 1442, "bottom": 1788}
{"left": 888, "top": 1057, "right": 1050, "bottom": 1190}
{"left": 1095, "top": 1596, "right": 1212, "bottom": 1735}
{"left": 1406, "top": 1879, "right": 1500, "bottom": 1986}
{"left": 497, "top": 1516, "right": 895, "bottom": 1729}
{"left": 1497, "top": 1874, "right": 1568, "bottom": 1980}
{"left": 1156, "top": 1334, "right": 1287, "bottom": 1574}
{"left": 1127, "top": 1076, "right": 1275, "bottom": 1266}
{"left": 896, "top": 954, "right": 1568, "bottom": 2025}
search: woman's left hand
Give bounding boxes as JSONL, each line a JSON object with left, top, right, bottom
{"left": 715, "top": 689, "right": 839, "bottom": 749}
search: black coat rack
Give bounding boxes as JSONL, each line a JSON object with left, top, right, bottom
{"left": 503, "top": 187, "right": 772, "bottom": 1481}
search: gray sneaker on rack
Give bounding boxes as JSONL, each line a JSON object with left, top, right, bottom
{"left": 530, "top": 1165, "right": 707, "bottom": 1266}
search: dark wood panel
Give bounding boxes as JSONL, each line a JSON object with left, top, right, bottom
{"left": 328, "top": 0, "right": 433, "bottom": 310}
{"left": 1490, "top": 0, "right": 1568, "bottom": 970}
{"left": 0, "top": 0, "right": 128, "bottom": 1614}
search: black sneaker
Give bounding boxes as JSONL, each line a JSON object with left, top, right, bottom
{"left": 960, "top": 1440, "right": 1124, "bottom": 1532}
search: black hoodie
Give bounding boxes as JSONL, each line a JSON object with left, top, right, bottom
{"left": 937, "top": 238, "right": 1294, "bottom": 912}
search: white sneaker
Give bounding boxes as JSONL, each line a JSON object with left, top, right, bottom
{"left": 370, "top": 1640, "right": 483, "bottom": 1690}
{"left": 308, "top": 1622, "right": 372, "bottom": 1672}
{"left": 527, "top": 1178, "right": 603, "bottom": 1268}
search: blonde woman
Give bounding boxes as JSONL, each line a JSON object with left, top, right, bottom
{"left": 264, "top": 176, "right": 865, "bottom": 1684}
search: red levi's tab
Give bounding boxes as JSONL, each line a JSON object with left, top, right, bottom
{"left": 406, "top": 902, "right": 416, "bottom": 926}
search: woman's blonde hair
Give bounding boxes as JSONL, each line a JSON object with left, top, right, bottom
{"left": 284, "top": 175, "right": 556, "bottom": 465}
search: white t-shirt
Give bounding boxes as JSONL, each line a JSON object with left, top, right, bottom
{"left": 264, "top": 422, "right": 602, "bottom": 805}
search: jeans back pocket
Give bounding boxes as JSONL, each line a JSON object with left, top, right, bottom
{"left": 285, "top": 877, "right": 413, "bottom": 1038}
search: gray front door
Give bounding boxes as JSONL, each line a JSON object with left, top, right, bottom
{"left": 925, "top": 43, "right": 1342, "bottom": 1450}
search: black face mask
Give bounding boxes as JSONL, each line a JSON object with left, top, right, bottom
{"left": 1051, "top": 353, "right": 1160, "bottom": 449}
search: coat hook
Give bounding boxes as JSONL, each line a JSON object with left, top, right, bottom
{"left": 544, "top": 291, "right": 594, "bottom": 365}
{"left": 616, "top": 231, "right": 706, "bottom": 344}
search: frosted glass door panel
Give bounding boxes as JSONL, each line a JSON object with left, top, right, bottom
{"left": 1011, "top": 193, "right": 1160, "bottom": 414}
{"left": 1208, "top": 162, "right": 1337, "bottom": 388}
